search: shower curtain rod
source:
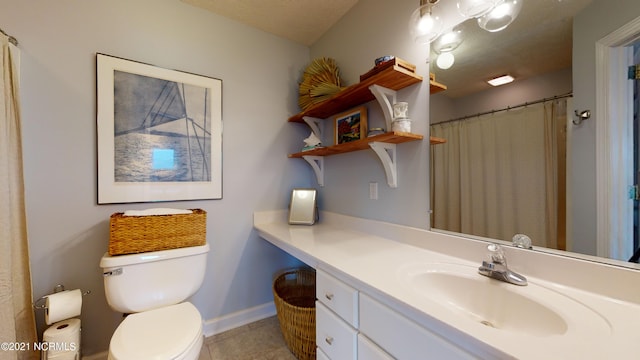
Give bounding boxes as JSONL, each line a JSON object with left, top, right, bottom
{"left": 435, "top": 92, "right": 573, "bottom": 126}
{"left": 0, "top": 28, "right": 18, "bottom": 46}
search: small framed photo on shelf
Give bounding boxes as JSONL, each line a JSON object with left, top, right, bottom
{"left": 334, "top": 106, "right": 367, "bottom": 145}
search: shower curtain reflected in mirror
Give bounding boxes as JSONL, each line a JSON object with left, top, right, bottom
{"left": 430, "top": 99, "right": 567, "bottom": 250}
{"left": 0, "top": 33, "right": 38, "bottom": 359}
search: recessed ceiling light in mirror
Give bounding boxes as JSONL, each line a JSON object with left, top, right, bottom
{"left": 487, "top": 74, "right": 514, "bottom": 86}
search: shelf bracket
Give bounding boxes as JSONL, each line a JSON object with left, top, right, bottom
{"left": 302, "top": 155, "right": 324, "bottom": 187}
{"left": 369, "top": 142, "right": 397, "bottom": 188}
{"left": 302, "top": 116, "right": 323, "bottom": 140}
{"left": 369, "top": 84, "right": 397, "bottom": 131}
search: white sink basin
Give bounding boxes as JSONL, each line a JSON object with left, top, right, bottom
{"left": 398, "top": 262, "right": 611, "bottom": 338}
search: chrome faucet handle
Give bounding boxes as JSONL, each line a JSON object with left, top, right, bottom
{"left": 512, "top": 234, "right": 533, "bottom": 249}
{"left": 479, "top": 243, "right": 528, "bottom": 286}
{"left": 479, "top": 260, "right": 497, "bottom": 273}
{"left": 486, "top": 243, "right": 506, "bottom": 264}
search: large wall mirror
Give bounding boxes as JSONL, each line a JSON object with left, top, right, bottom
{"left": 429, "top": 0, "right": 640, "bottom": 269}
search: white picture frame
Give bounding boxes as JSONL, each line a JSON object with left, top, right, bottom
{"left": 96, "top": 53, "right": 223, "bottom": 204}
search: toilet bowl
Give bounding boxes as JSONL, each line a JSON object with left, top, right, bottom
{"left": 108, "top": 303, "right": 203, "bottom": 360}
{"left": 100, "top": 244, "right": 210, "bottom": 360}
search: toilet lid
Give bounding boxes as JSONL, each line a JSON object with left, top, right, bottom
{"left": 110, "top": 302, "right": 202, "bottom": 360}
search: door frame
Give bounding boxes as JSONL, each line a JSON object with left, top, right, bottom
{"left": 596, "top": 15, "right": 640, "bottom": 260}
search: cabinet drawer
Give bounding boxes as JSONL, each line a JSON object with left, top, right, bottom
{"left": 317, "top": 269, "right": 359, "bottom": 327}
{"left": 359, "top": 293, "right": 477, "bottom": 360}
{"left": 358, "top": 334, "right": 394, "bottom": 360}
{"left": 316, "top": 301, "right": 357, "bottom": 360}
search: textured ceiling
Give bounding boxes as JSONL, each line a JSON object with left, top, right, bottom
{"left": 430, "top": 0, "right": 593, "bottom": 98}
{"left": 180, "top": 0, "right": 593, "bottom": 99}
{"left": 180, "top": 0, "right": 359, "bottom": 46}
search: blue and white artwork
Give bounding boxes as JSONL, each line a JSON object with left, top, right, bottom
{"left": 113, "top": 71, "right": 212, "bottom": 182}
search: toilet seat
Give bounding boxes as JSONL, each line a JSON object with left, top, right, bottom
{"left": 109, "top": 302, "right": 203, "bottom": 360}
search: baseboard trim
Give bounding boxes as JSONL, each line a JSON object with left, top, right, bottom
{"left": 203, "top": 301, "right": 276, "bottom": 338}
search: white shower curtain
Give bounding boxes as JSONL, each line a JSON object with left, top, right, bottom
{"left": 431, "top": 100, "right": 566, "bottom": 248}
{"left": 543, "top": 99, "right": 567, "bottom": 250}
{"left": 0, "top": 33, "right": 38, "bottom": 359}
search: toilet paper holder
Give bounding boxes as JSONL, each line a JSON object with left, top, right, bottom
{"left": 33, "top": 285, "right": 91, "bottom": 310}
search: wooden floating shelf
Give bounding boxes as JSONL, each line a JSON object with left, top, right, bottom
{"left": 430, "top": 80, "right": 447, "bottom": 94}
{"left": 289, "top": 65, "right": 423, "bottom": 123}
{"left": 287, "top": 59, "right": 447, "bottom": 187}
{"left": 430, "top": 136, "right": 446, "bottom": 145}
{"left": 289, "top": 66, "right": 447, "bottom": 123}
{"left": 289, "top": 132, "right": 424, "bottom": 158}
{"left": 429, "top": 71, "right": 447, "bottom": 95}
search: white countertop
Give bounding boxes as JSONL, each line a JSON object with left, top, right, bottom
{"left": 254, "top": 210, "right": 640, "bottom": 360}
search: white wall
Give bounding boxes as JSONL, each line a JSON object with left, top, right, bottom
{"left": 0, "top": 0, "right": 311, "bottom": 355}
{"left": 572, "top": 0, "right": 640, "bottom": 255}
{"left": 310, "top": 0, "right": 433, "bottom": 228}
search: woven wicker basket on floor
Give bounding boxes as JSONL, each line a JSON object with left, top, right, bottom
{"left": 273, "top": 268, "right": 316, "bottom": 360}
{"left": 108, "top": 209, "right": 206, "bottom": 255}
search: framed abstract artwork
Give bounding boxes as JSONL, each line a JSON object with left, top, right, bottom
{"left": 96, "top": 53, "right": 223, "bottom": 204}
{"left": 333, "top": 106, "right": 367, "bottom": 145}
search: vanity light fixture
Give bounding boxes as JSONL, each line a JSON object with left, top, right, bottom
{"left": 432, "top": 27, "right": 463, "bottom": 70}
{"left": 456, "top": 0, "right": 500, "bottom": 18}
{"left": 487, "top": 74, "right": 514, "bottom": 86}
{"left": 436, "top": 52, "right": 455, "bottom": 69}
{"left": 432, "top": 27, "right": 464, "bottom": 53}
{"left": 409, "top": 0, "right": 444, "bottom": 44}
{"left": 477, "top": 0, "right": 523, "bottom": 32}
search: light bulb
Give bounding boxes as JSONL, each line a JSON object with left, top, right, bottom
{"left": 477, "top": 0, "right": 523, "bottom": 32}
{"left": 456, "top": 0, "right": 500, "bottom": 18}
{"left": 409, "top": 3, "right": 444, "bottom": 44}
{"left": 436, "top": 52, "right": 455, "bottom": 69}
{"left": 432, "top": 28, "right": 463, "bottom": 54}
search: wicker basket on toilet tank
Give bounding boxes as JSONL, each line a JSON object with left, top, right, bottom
{"left": 108, "top": 209, "right": 206, "bottom": 255}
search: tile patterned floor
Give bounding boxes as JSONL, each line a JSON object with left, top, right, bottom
{"left": 198, "top": 316, "right": 299, "bottom": 360}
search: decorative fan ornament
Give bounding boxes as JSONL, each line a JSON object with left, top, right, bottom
{"left": 298, "top": 58, "right": 344, "bottom": 111}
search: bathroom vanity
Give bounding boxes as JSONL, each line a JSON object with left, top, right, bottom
{"left": 254, "top": 210, "right": 640, "bottom": 359}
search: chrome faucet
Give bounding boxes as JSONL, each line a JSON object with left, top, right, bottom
{"left": 478, "top": 243, "right": 527, "bottom": 286}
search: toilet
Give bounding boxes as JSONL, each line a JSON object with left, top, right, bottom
{"left": 100, "top": 243, "right": 210, "bottom": 360}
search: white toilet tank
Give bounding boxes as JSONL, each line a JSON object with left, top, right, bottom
{"left": 100, "top": 243, "right": 209, "bottom": 313}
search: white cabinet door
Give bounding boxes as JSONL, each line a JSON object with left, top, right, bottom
{"left": 358, "top": 334, "right": 394, "bottom": 360}
{"left": 359, "top": 293, "right": 478, "bottom": 360}
{"left": 317, "top": 347, "right": 331, "bottom": 360}
{"left": 316, "top": 301, "right": 358, "bottom": 360}
{"left": 317, "top": 269, "right": 359, "bottom": 327}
